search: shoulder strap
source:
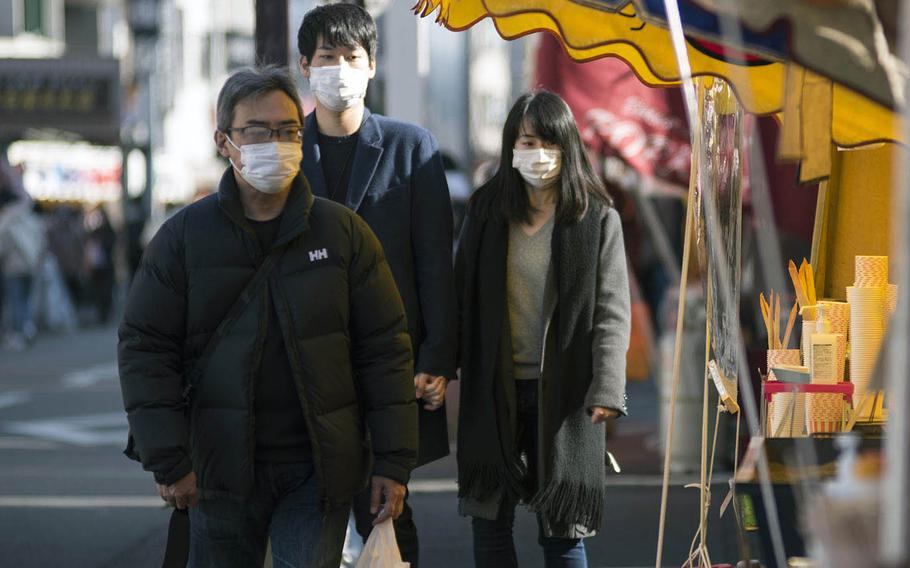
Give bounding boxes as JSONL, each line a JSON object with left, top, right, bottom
{"left": 182, "top": 243, "right": 288, "bottom": 398}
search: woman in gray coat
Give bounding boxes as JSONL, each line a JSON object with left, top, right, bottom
{"left": 454, "top": 91, "right": 631, "bottom": 568}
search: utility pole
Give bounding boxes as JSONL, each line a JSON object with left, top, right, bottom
{"left": 255, "top": 0, "right": 289, "bottom": 66}
{"left": 126, "top": 0, "right": 160, "bottom": 223}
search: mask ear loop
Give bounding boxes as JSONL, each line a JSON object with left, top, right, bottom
{"left": 222, "top": 132, "right": 243, "bottom": 173}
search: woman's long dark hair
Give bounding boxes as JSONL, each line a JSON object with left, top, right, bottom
{"left": 469, "top": 90, "right": 612, "bottom": 224}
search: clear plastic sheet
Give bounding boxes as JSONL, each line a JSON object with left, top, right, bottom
{"left": 696, "top": 79, "right": 744, "bottom": 394}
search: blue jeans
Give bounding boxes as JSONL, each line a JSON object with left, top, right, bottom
{"left": 188, "top": 462, "right": 350, "bottom": 568}
{"left": 3, "top": 274, "right": 33, "bottom": 335}
{"left": 472, "top": 380, "right": 587, "bottom": 568}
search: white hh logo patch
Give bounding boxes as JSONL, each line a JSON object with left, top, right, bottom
{"left": 308, "top": 248, "right": 329, "bottom": 262}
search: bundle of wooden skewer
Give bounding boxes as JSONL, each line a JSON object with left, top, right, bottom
{"left": 759, "top": 289, "right": 798, "bottom": 350}
{"left": 788, "top": 258, "right": 817, "bottom": 321}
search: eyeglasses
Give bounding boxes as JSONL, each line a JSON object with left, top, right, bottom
{"left": 226, "top": 125, "right": 303, "bottom": 144}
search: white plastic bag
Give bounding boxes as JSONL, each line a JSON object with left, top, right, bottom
{"left": 354, "top": 520, "right": 409, "bottom": 568}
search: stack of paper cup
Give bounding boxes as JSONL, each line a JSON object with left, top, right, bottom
{"left": 769, "top": 392, "right": 806, "bottom": 437}
{"left": 819, "top": 300, "right": 851, "bottom": 337}
{"left": 847, "top": 285, "right": 884, "bottom": 416}
{"left": 855, "top": 256, "right": 889, "bottom": 287}
{"left": 805, "top": 393, "right": 846, "bottom": 434}
{"left": 767, "top": 348, "right": 800, "bottom": 381}
{"left": 884, "top": 283, "right": 899, "bottom": 323}
{"left": 819, "top": 300, "right": 849, "bottom": 381}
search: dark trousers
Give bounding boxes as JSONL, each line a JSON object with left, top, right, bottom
{"left": 188, "top": 462, "right": 349, "bottom": 568}
{"left": 90, "top": 267, "right": 114, "bottom": 323}
{"left": 472, "top": 380, "right": 587, "bottom": 568}
{"left": 353, "top": 487, "right": 419, "bottom": 567}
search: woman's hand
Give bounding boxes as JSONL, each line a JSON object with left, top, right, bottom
{"left": 589, "top": 406, "right": 619, "bottom": 424}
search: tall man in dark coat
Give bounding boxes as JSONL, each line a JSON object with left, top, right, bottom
{"left": 297, "top": 4, "right": 457, "bottom": 565}
{"left": 118, "top": 67, "right": 417, "bottom": 568}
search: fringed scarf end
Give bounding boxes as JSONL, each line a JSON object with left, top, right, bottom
{"left": 528, "top": 480, "right": 605, "bottom": 532}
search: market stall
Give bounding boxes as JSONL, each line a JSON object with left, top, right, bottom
{"left": 412, "top": 1, "right": 908, "bottom": 566}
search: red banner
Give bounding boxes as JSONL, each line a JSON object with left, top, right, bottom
{"left": 534, "top": 33, "right": 691, "bottom": 187}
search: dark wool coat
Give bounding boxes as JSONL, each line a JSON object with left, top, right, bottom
{"left": 118, "top": 169, "right": 417, "bottom": 506}
{"left": 455, "top": 197, "right": 631, "bottom": 538}
{"left": 302, "top": 108, "right": 456, "bottom": 466}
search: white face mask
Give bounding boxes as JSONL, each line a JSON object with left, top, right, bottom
{"left": 512, "top": 148, "right": 562, "bottom": 189}
{"left": 226, "top": 137, "right": 302, "bottom": 194}
{"left": 308, "top": 64, "right": 370, "bottom": 112}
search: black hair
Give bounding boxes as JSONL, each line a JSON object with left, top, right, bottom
{"left": 216, "top": 66, "right": 304, "bottom": 132}
{"left": 440, "top": 151, "right": 458, "bottom": 171}
{"left": 297, "top": 3, "right": 377, "bottom": 63}
{"left": 469, "top": 91, "right": 611, "bottom": 224}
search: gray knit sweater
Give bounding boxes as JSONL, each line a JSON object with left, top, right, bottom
{"left": 507, "top": 216, "right": 554, "bottom": 380}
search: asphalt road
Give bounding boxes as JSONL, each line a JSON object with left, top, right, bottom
{"left": 0, "top": 325, "right": 743, "bottom": 567}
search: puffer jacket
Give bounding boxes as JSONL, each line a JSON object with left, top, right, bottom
{"left": 118, "top": 168, "right": 417, "bottom": 506}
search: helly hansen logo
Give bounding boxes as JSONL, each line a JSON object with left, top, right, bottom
{"left": 308, "top": 248, "right": 329, "bottom": 262}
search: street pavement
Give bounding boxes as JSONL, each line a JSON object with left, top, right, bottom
{"left": 0, "top": 324, "right": 741, "bottom": 567}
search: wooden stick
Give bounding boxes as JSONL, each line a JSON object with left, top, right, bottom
{"left": 760, "top": 293, "right": 772, "bottom": 348}
{"left": 656, "top": 124, "right": 699, "bottom": 568}
{"left": 789, "top": 260, "right": 813, "bottom": 318}
{"left": 783, "top": 302, "right": 798, "bottom": 349}
{"left": 800, "top": 259, "right": 814, "bottom": 305}
{"left": 775, "top": 294, "right": 781, "bottom": 349}
{"left": 768, "top": 290, "right": 777, "bottom": 349}
{"left": 805, "top": 260, "right": 817, "bottom": 306}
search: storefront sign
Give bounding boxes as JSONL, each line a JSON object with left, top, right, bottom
{"left": 8, "top": 141, "right": 123, "bottom": 204}
{"left": 0, "top": 58, "right": 121, "bottom": 145}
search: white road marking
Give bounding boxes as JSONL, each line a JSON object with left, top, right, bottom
{"left": 0, "top": 436, "right": 61, "bottom": 450}
{"left": 61, "top": 362, "right": 118, "bottom": 389}
{"left": 4, "top": 412, "right": 127, "bottom": 446}
{"left": 0, "top": 496, "right": 163, "bottom": 508}
{"left": 409, "top": 479, "right": 458, "bottom": 493}
{"left": 0, "top": 390, "right": 31, "bottom": 409}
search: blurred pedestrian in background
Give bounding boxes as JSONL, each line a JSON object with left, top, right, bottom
{"left": 46, "top": 205, "right": 87, "bottom": 312}
{"left": 84, "top": 204, "right": 116, "bottom": 324}
{"left": 455, "top": 91, "right": 631, "bottom": 568}
{"left": 0, "top": 160, "right": 45, "bottom": 350}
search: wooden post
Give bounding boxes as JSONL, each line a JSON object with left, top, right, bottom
{"left": 255, "top": 0, "right": 289, "bottom": 66}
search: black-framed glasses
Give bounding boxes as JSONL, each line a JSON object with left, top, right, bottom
{"left": 226, "top": 125, "right": 303, "bottom": 144}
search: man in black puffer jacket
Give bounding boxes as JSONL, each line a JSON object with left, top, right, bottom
{"left": 118, "top": 67, "right": 417, "bottom": 568}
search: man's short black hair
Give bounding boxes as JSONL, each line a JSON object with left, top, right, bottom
{"left": 216, "top": 66, "right": 304, "bottom": 132}
{"left": 297, "top": 3, "right": 377, "bottom": 63}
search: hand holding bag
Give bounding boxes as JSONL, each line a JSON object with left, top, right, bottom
{"left": 354, "top": 520, "right": 409, "bottom": 568}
